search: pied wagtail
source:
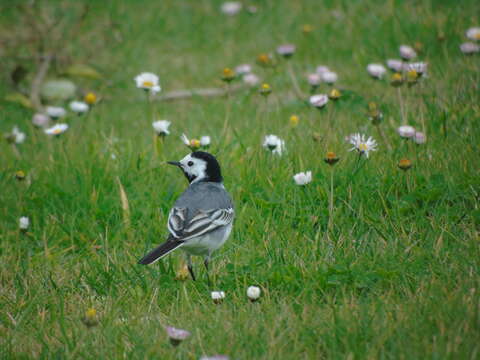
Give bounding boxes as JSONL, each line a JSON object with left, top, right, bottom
{"left": 138, "top": 151, "right": 234, "bottom": 282}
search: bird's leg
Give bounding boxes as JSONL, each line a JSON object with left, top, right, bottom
{"left": 187, "top": 255, "right": 196, "bottom": 281}
{"left": 204, "top": 256, "right": 211, "bottom": 287}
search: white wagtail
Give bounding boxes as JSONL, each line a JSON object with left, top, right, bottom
{"left": 138, "top": 151, "right": 234, "bottom": 282}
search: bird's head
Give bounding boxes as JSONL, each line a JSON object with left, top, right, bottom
{"left": 167, "top": 151, "right": 223, "bottom": 184}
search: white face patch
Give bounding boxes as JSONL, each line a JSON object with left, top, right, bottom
{"left": 179, "top": 154, "right": 207, "bottom": 183}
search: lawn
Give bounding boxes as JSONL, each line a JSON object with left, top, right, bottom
{"left": 1, "top": 0, "right": 479, "bottom": 358}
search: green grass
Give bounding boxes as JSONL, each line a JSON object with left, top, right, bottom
{"left": 1, "top": 0, "right": 480, "bottom": 358}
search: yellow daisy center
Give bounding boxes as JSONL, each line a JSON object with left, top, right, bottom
{"left": 52, "top": 128, "right": 62, "bottom": 135}
{"left": 190, "top": 139, "right": 200, "bottom": 148}
{"left": 84, "top": 92, "right": 97, "bottom": 104}
{"left": 85, "top": 308, "right": 97, "bottom": 319}
{"left": 142, "top": 81, "right": 154, "bottom": 88}
{"left": 359, "top": 143, "right": 368, "bottom": 152}
{"left": 289, "top": 115, "right": 299, "bottom": 126}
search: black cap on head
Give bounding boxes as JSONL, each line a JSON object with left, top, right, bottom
{"left": 191, "top": 151, "right": 223, "bottom": 183}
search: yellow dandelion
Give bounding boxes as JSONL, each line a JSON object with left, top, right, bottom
{"left": 289, "top": 115, "right": 299, "bottom": 127}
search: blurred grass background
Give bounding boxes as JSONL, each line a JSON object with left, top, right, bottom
{"left": 1, "top": 0, "right": 479, "bottom": 358}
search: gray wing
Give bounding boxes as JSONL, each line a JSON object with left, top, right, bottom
{"left": 167, "top": 182, "right": 234, "bottom": 241}
{"left": 168, "top": 207, "right": 234, "bottom": 241}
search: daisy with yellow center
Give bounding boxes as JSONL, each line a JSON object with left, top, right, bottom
{"left": 348, "top": 133, "right": 378, "bottom": 158}
{"left": 257, "top": 53, "right": 272, "bottom": 67}
{"left": 181, "top": 134, "right": 201, "bottom": 150}
{"left": 134, "top": 72, "right": 161, "bottom": 93}
{"left": 44, "top": 124, "right": 69, "bottom": 136}
{"left": 82, "top": 308, "right": 99, "bottom": 327}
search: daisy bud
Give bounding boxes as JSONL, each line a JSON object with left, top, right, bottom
{"left": 399, "top": 45, "right": 417, "bottom": 61}
{"left": 190, "top": 139, "right": 201, "bottom": 150}
{"left": 166, "top": 326, "right": 190, "bottom": 346}
{"left": 414, "top": 132, "right": 426, "bottom": 144}
{"left": 243, "top": 73, "right": 260, "bottom": 86}
{"left": 222, "top": 68, "right": 235, "bottom": 82}
{"left": 367, "top": 63, "right": 387, "bottom": 79}
{"left": 15, "top": 170, "right": 26, "bottom": 181}
{"left": 246, "top": 286, "right": 261, "bottom": 302}
{"left": 460, "top": 42, "right": 480, "bottom": 54}
{"left": 69, "top": 101, "right": 89, "bottom": 115}
{"left": 221, "top": 1, "right": 242, "bottom": 16}
{"left": 289, "top": 114, "right": 299, "bottom": 127}
{"left": 32, "top": 113, "right": 50, "bottom": 128}
{"left": 276, "top": 44, "right": 296, "bottom": 58}
{"left": 386, "top": 59, "right": 404, "bottom": 73}
{"left": 390, "top": 73, "right": 403, "bottom": 87}
{"left": 414, "top": 42, "right": 423, "bottom": 53}
{"left": 200, "top": 136, "right": 211, "bottom": 148}
{"left": 82, "top": 308, "right": 99, "bottom": 328}
{"left": 367, "top": 102, "right": 383, "bottom": 125}
{"left": 307, "top": 73, "right": 321, "bottom": 88}
{"left": 211, "top": 291, "right": 225, "bottom": 304}
{"left": 302, "top": 24, "right": 314, "bottom": 34}
{"left": 45, "top": 106, "right": 66, "bottom": 120}
{"left": 406, "top": 70, "right": 419, "bottom": 85}
{"left": 175, "top": 265, "right": 189, "bottom": 281}
{"left": 437, "top": 31, "right": 446, "bottom": 42}
{"left": 257, "top": 53, "right": 272, "bottom": 67}
{"left": 397, "top": 125, "right": 416, "bottom": 139}
{"left": 321, "top": 71, "right": 338, "bottom": 84}
{"left": 328, "top": 89, "right": 341, "bottom": 101}
{"left": 152, "top": 120, "right": 171, "bottom": 137}
{"left": 309, "top": 94, "right": 329, "bottom": 108}
{"left": 398, "top": 158, "right": 412, "bottom": 171}
{"left": 235, "top": 64, "right": 252, "bottom": 75}
{"left": 259, "top": 83, "right": 272, "bottom": 96}
{"left": 84, "top": 92, "right": 97, "bottom": 105}
{"left": 19, "top": 216, "right": 29, "bottom": 231}
{"left": 293, "top": 171, "right": 312, "bottom": 186}
{"left": 324, "top": 151, "right": 339, "bottom": 166}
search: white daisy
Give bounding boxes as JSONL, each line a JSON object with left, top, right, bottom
{"left": 321, "top": 71, "right": 338, "bottom": 84}
{"left": 263, "top": 134, "right": 285, "bottom": 156}
{"left": 211, "top": 291, "right": 225, "bottom": 304}
{"left": 460, "top": 42, "right": 480, "bottom": 54}
{"left": 235, "top": 64, "right": 252, "bottom": 75}
{"left": 405, "top": 62, "right": 428, "bottom": 76}
{"left": 134, "top": 72, "right": 161, "bottom": 93}
{"left": 386, "top": 59, "right": 404, "bottom": 72}
{"left": 9, "top": 126, "right": 26, "bottom": 144}
{"left": 307, "top": 73, "right": 322, "bottom": 87}
{"left": 243, "top": 73, "right": 260, "bottom": 86}
{"left": 221, "top": 1, "right": 242, "bottom": 16}
{"left": 32, "top": 113, "right": 50, "bottom": 128}
{"left": 397, "top": 125, "right": 416, "bottom": 138}
{"left": 165, "top": 326, "right": 190, "bottom": 346}
{"left": 293, "top": 171, "right": 312, "bottom": 186}
{"left": 246, "top": 286, "right": 261, "bottom": 301}
{"left": 276, "top": 44, "right": 296, "bottom": 57}
{"left": 399, "top": 45, "right": 417, "bottom": 60}
{"left": 46, "top": 106, "right": 66, "bottom": 119}
{"left": 19, "top": 216, "right": 29, "bottom": 230}
{"left": 414, "top": 132, "right": 426, "bottom": 144}
{"left": 44, "top": 123, "right": 69, "bottom": 136}
{"left": 466, "top": 27, "right": 480, "bottom": 41}
{"left": 200, "top": 136, "right": 211, "bottom": 147}
{"left": 367, "top": 63, "right": 387, "bottom": 79}
{"left": 69, "top": 101, "right": 89, "bottom": 114}
{"left": 309, "top": 94, "right": 329, "bottom": 108}
{"left": 315, "top": 65, "right": 330, "bottom": 74}
{"left": 152, "top": 120, "right": 171, "bottom": 136}
{"left": 348, "top": 133, "right": 378, "bottom": 157}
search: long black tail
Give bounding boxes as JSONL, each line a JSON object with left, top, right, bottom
{"left": 138, "top": 239, "right": 184, "bottom": 265}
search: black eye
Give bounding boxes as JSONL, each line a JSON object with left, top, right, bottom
{"left": 187, "top": 161, "right": 194, "bottom": 167}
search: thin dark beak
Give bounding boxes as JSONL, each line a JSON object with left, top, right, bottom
{"left": 167, "top": 161, "right": 182, "bottom": 167}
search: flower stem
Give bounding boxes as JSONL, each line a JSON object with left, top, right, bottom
{"left": 328, "top": 168, "right": 335, "bottom": 231}
{"left": 397, "top": 87, "right": 406, "bottom": 125}
{"left": 286, "top": 61, "right": 303, "bottom": 100}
